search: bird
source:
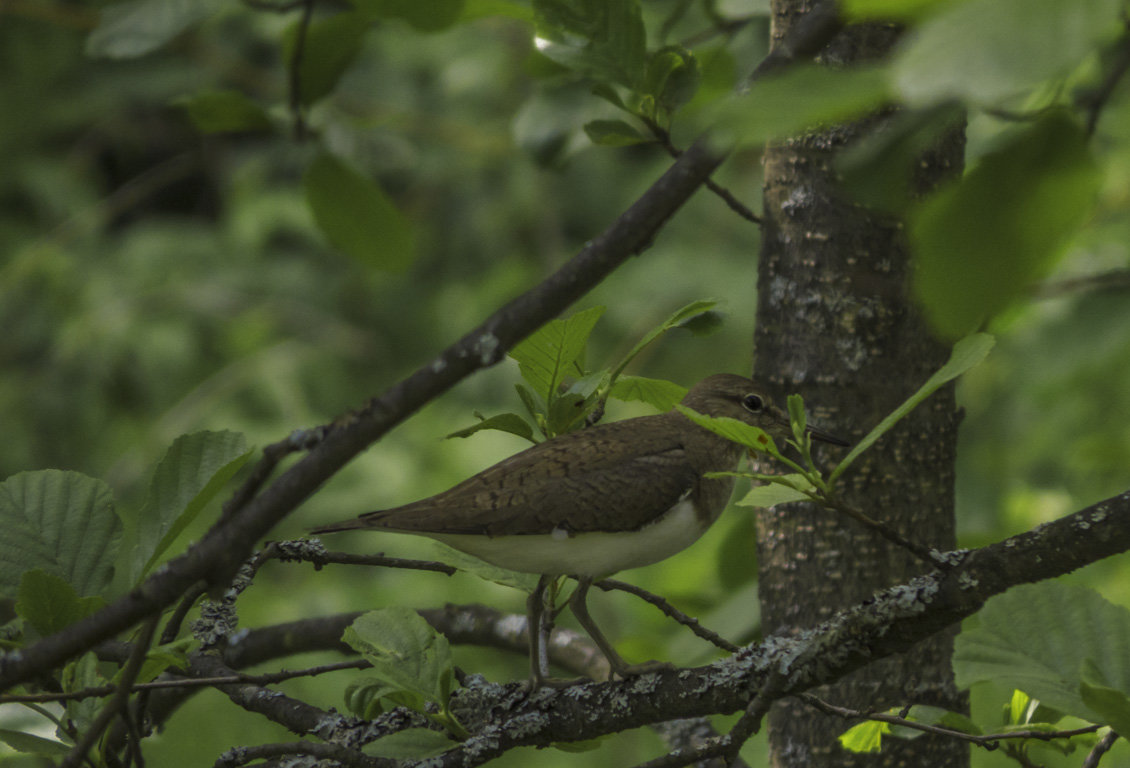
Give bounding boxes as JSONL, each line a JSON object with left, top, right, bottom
{"left": 312, "top": 374, "right": 847, "bottom": 688}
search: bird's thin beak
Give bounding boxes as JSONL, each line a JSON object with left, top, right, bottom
{"left": 805, "top": 424, "right": 850, "bottom": 447}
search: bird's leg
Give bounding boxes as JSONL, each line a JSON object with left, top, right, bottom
{"left": 526, "top": 575, "right": 551, "bottom": 689}
{"left": 568, "top": 576, "right": 673, "bottom": 679}
{"left": 524, "top": 576, "right": 591, "bottom": 690}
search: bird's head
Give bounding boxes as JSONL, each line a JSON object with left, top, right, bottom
{"left": 680, "top": 374, "right": 848, "bottom": 446}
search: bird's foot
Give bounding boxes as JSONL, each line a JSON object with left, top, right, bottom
{"left": 610, "top": 659, "right": 674, "bottom": 679}
{"left": 524, "top": 673, "right": 590, "bottom": 693}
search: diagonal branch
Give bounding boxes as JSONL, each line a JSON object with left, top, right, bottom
{"left": 0, "top": 139, "right": 724, "bottom": 693}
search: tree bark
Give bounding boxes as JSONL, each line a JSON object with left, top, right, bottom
{"left": 753, "top": 3, "right": 968, "bottom": 766}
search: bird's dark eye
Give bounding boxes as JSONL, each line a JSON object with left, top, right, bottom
{"left": 742, "top": 394, "right": 764, "bottom": 413}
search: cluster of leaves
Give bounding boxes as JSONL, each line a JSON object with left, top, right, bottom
{"left": 839, "top": 583, "right": 1130, "bottom": 761}
{"left": 705, "top": 0, "right": 1120, "bottom": 339}
{"left": 341, "top": 609, "right": 464, "bottom": 758}
{"left": 447, "top": 298, "right": 722, "bottom": 443}
{"left": 686, "top": 333, "right": 994, "bottom": 510}
{"left": 0, "top": 433, "right": 252, "bottom": 758}
{"left": 79, "top": 0, "right": 1126, "bottom": 342}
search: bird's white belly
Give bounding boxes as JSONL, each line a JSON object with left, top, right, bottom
{"left": 427, "top": 499, "right": 708, "bottom": 577}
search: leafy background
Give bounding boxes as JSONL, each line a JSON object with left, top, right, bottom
{"left": 2, "top": 0, "right": 1130, "bottom": 765}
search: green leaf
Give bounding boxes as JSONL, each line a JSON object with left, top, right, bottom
{"left": 128, "top": 431, "right": 252, "bottom": 583}
{"left": 786, "top": 394, "right": 807, "bottom": 437}
{"left": 568, "top": 369, "right": 609, "bottom": 399}
{"left": 352, "top": 0, "right": 465, "bottom": 31}
{"left": 894, "top": 0, "right": 1124, "bottom": 105}
{"left": 509, "top": 305, "right": 605, "bottom": 405}
{"left": 1080, "top": 661, "right": 1130, "bottom": 738}
{"left": 911, "top": 113, "right": 1099, "bottom": 339}
{"left": 514, "top": 382, "right": 544, "bottom": 424}
{"left": 532, "top": 0, "right": 647, "bottom": 88}
{"left": 735, "top": 476, "right": 814, "bottom": 508}
{"left": 931, "top": 707, "right": 982, "bottom": 736}
{"left": 584, "top": 119, "right": 649, "bottom": 146}
{"left": 305, "top": 151, "right": 416, "bottom": 272}
{"left": 446, "top": 412, "right": 535, "bottom": 442}
{"left": 895, "top": 705, "right": 981, "bottom": 737}
{"left": 644, "top": 45, "right": 700, "bottom": 115}
{"left": 343, "top": 608, "right": 456, "bottom": 705}
{"left": 705, "top": 64, "right": 891, "bottom": 147}
{"left": 609, "top": 375, "right": 687, "bottom": 412}
{"left": 133, "top": 638, "right": 194, "bottom": 685}
{"left": 345, "top": 678, "right": 412, "bottom": 718}
{"left": 830, "top": 333, "right": 993, "bottom": 483}
{"left": 547, "top": 392, "right": 588, "bottom": 435}
{"left": 685, "top": 45, "right": 736, "bottom": 114}
{"left": 954, "top": 582, "right": 1130, "bottom": 726}
{"left": 86, "top": 0, "right": 221, "bottom": 59}
{"left": 1008, "top": 688, "right": 1038, "bottom": 725}
{"left": 62, "top": 653, "right": 105, "bottom": 731}
{"left": 284, "top": 12, "right": 371, "bottom": 105}
{"left": 0, "top": 728, "right": 70, "bottom": 756}
{"left": 364, "top": 728, "right": 453, "bottom": 759}
{"left": 16, "top": 570, "right": 105, "bottom": 636}
{"left": 431, "top": 543, "right": 540, "bottom": 592}
{"left": 175, "top": 89, "right": 273, "bottom": 134}
{"left": 551, "top": 736, "right": 607, "bottom": 752}
{"left": 609, "top": 299, "right": 720, "bottom": 381}
{"left": 675, "top": 406, "right": 779, "bottom": 455}
{"left": 679, "top": 310, "right": 725, "bottom": 336}
{"left": 591, "top": 82, "right": 629, "bottom": 111}
{"left": 838, "top": 719, "right": 888, "bottom": 752}
{"left": 0, "top": 470, "right": 120, "bottom": 599}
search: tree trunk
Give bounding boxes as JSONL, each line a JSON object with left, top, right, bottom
{"left": 752, "top": 3, "right": 968, "bottom": 767}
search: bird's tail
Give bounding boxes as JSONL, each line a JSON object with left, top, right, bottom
{"left": 309, "top": 511, "right": 385, "bottom": 535}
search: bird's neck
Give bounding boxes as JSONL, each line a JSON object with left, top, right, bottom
{"left": 666, "top": 411, "right": 746, "bottom": 474}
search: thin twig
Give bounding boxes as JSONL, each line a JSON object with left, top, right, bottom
{"left": 61, "top": 617, "right": 159, "bottom": 768}
{"left": 629, "top": 673, "right": 786, "bottom": 768}
{"left": 641, "top": 117, "right": 762, "bottom": 224}
{"left": 1083, "top": 730, "right": 1120, "bottom": 768}
{"left": 190, "top": 653, "right": 337, "bottom": 736}
{"left": 596, "top": 578, "right": 740, "bottom": 653}
{"left": 263, "top": 538, "right": 458, "bottom": 575}
{"left": 681, "top": 16, "right": 754, "bottom": 47}
{"left": 219, "top": 428, "right": 326, "bottom": 526}
{"left": 160, "top": 582, "right": 207, "bottom": 645}
{"left": 821, "top": 497, "right": 951, "bottom": 569}
{"left": 1034, "top": 269, "right": 1130, "bottom": 299}
{"left": 801, "top": 693, "right": 1103, "bottom": 748}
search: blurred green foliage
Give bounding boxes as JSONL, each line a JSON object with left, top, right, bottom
{"left": 1, "top": 0, "right": 1130, "bottom": 765}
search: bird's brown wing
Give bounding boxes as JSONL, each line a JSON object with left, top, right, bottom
{"left": 333, "top": 414, "right": 700, "bottom": 536}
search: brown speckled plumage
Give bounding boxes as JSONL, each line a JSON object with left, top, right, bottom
{"left": 313, "top": 374, "right": 795, "bottom": 539}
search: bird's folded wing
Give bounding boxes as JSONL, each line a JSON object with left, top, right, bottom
{"left": 367, "top": 446, "right": 699, "bottom": 536}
